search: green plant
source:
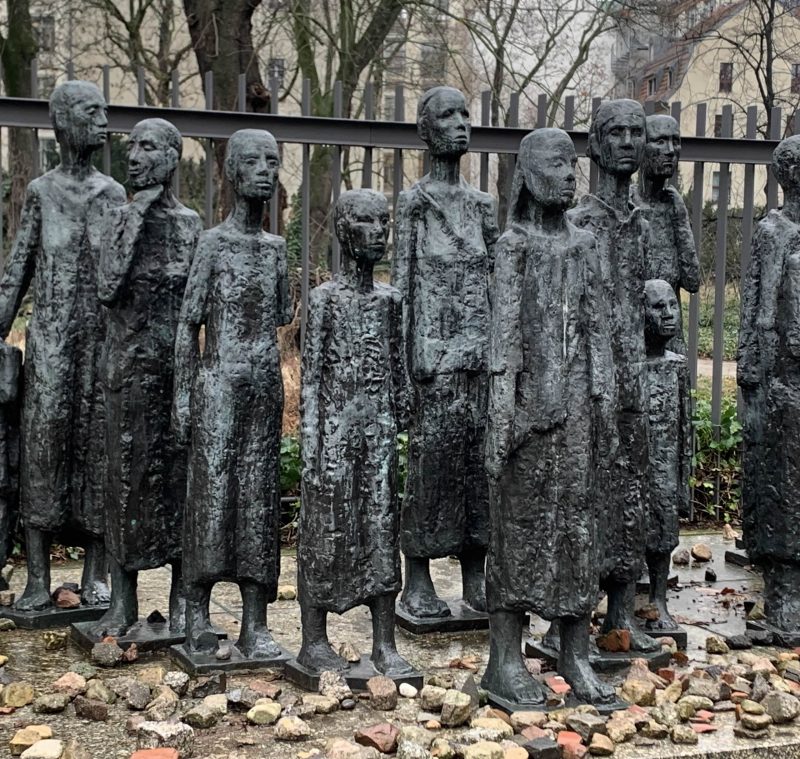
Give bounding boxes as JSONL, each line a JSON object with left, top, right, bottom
{"left": 690, "top": 389, "right": 742, "bottom": 522}
{"left": 280, "top": 434, "right": 302, "bottom": 495}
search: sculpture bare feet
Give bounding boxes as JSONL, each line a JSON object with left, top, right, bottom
{"left": 15, "top": 584, "right": 52, "bottom": 612}
{"left": 81, "top": 579, "right": 111, "bottom": 607}
{"left": 91, "top": 609, "right": 135, "bottom": 639}
{"left": 481, "top": 658, "right": 545, "bottom": 705}
{"left": 297, "top": 640, "right": 350, "bottom": 672}
{"left": 462, "top": 581, "right": 487, "bottom": 613}
{"left": 237, "top": 628, "right": 282, "bottom": 660}
{"left": 399, "top": 586, "right": 451, "bottom": 619}
{"left": 645, "top": 603, "right": 679, "bottom": 631}
{"left": 373, "top": 645, "right": 414, "bottom": 677}
{"left": 561, "top": 657, "right": 616, "bottom": 704}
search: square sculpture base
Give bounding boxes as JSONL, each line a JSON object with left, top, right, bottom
{"left": 0, "top": 603, "right": 109, "bottom": 630}
{"left": 395, "top": 599, "right": 489, "bottom": 634}
{"left": 637, "top": 621, "right": 688, "bottom": 650}
{"left": 725, "top": 550, "right": 750, "bottom": 567}
{"left": 71, "top": 619, "right": 227, "bottom": 653}
{"left": 170, "top": 642, "right": 292, "bottom": 676}
{"left": 525, "top": 638, "right": 672, "bottom": 674}
{"left": 746, "top": 620, "right": 800, "bottom": 648}
{"left": 284, "top": 655, "right": 424, "bottom": 693}
{"left": 486, "top": 689, "right": 628, "bottom": 715}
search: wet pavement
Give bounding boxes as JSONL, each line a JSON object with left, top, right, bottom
{"left": 0, "top": 531, "right": 788, "bottom": 759}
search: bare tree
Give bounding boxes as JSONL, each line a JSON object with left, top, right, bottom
{"left": 0, "top": 0, "right": 37, "bottom": 242}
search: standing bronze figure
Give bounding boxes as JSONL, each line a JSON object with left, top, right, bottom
{"left": 738, "top": 135, "right": 800, "bottom": 646}
{"left": 393, "top": 86, "right": 498, "bottom": 628}
{"left": 173, "top": 129, "right": 292, "bottom": 665}
{"left": 0, "top": 81, "right": 125, "bottom": 615}
{"left": 292, "top": 189, "right": 418, "bottom": 686}
{"left": 482, "top": 129, "right": 616, "bottom": 707}
{"left": 89, "top": 119, "right": 200, "bottom": 640}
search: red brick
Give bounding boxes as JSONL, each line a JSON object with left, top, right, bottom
{"left": 557, "top": 731, "right": 583, "bottom": 746}
{"left": 692, "top": 724, "right": 718, "bottom": 734}
{"left": 696, "top": 709, "right": 715, "bottom": 722}
{"left": 522, "top": 726, "right": 550, "bottom": 741}
{"left": 657, "top": 668, "right": 675, "bottom": 683}
{"left": 546, "top": 676, "right": 572, "bottom": 696}
{"left": 596, "top": 629, "right": 631, "bottom": 653}
{"left": 130, "top": 751, "right": 180, "bottom": 759}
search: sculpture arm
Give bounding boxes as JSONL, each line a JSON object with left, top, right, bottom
{"left": 668, "top": 187, "right": 700, "bottom": 294}
{"left": 300, "top": 286, "right": 328, "bottom": 486}
{"left": 481, "top": 195, "right": 501, "bottom": 272}
{"left": 0, "top": 184, "right": 41, "bottom": 338}
{"left": 172, "top": 237, "right": 212, "bottom": 444}
{"left": 485, "top": 235, "right": 523, "bottom": 480}
{"left": 97, "top": 200, "right": 149, "bottom": 306}
{"left": 275, "top": 238, "right": 294, "bottom": 327}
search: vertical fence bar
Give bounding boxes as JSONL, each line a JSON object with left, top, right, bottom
{"left": 102, "top": 65, "right": 111, "bottom": 176}
{"left": 66, "top": 60, "right": 75, "bottom": 79}
{"left": 794, "top": 109, "right": 800, "bottom": 136}
{"left": 537, "top": 93, "right": 547, "bottom": 129}
{"left": 171, "top": 69, "right": 180, "bottom": 194}
{"left": 670, "top": 101, "right": 682, "bottom": 190}
{"left": 362, "top": 82, "right": 374, "bottom": 189}
{"left": 300, "top": 79, "right": 311, "bottom": 353}
{"left": 711, "top": 105, "right": 733, "bottom": 515}
{"left": 331, "top": 81, "right": 343, "bottom": 274}
{"left": 270, "top": 75, "right": 280, "bottom": 235}
{"left": 237, "top": 73, "right": 247, "bottom": 112}
{"left": 767, "top": 107, "right": 782, "bottom": 210}
{"left": 480, "top": 91, "right": 490, "bottom": 193}
{"left": 0, "top": 126, "right": 4, "bottom": 260}
{"left": 392, "top": 85, "right": 404, "bottom": 216}
{"left": 563, "top": 95, "right": 575, "bottom": 131}
{"left": 137, "top": 66, "right": 145, "bottom": 105}
{"left": 589, "top": 97, "right": 602, "bottom": 194}
{"left": 503, "top": 92, "right": 520, "bottom": 224}
{"left": 30, "top": 59, "right": 40, "bottom": 177}
{"left": 204, "top": 71, "right": 214, "bottom": 229}
{"left": 740, "top": 106, "right": 758, "bottom": 288}
{"left": 688, "top": 103, "right": 706, "bottom": 401}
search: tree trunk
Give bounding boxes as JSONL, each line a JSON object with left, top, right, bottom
{"left": 1, "top": 0, "right": 37, "bottom": 245}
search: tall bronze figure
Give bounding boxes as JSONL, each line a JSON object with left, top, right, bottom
{"left": 0, "top": 343, "right": 21, "bottom": 591}
{"left": 566, "top": 99, "right": 658, "bottom": 653}
{"left": 172, "top": 129, "right": 292, "bottom": 667}
{"left": 0, "top": 81, "right": 125, "bottom": 615}
{"left": 482, "top": 129, "right": 616, "bottom": 707}
{"left": 290, "top": 189, "right": 419, "bottom": 688}
{"left": 643, "top": 279, "right": 691, "bottom": 636}
{"left": 88, "top": 119, "right": 200, "bottom": 640}
{"left": 393, "top": 86, "right": 499, "bottom": 628}
{"left": 738, "top": 135, "right": 800, "bottom": 646}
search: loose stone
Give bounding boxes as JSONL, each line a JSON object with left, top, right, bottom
{"left": 275, "top": 715, "right": 311, "bottom": 741}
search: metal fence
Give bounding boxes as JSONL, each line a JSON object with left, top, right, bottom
{"left": 0, "top": 63, "right": 791, "bottom": 515}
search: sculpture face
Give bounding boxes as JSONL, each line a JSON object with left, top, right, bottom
{"left": 643, "top": 115, "right": 681, "bottom": 179}
{"left": 127, "top": 121, "right": 178, "bottom": 190}
{"left": 226, "top": 130, "right": 280, "bottom": 201}
{"left": 591, "top": 101, "right": 645, "bottom": 177}
{"left": 336, "top": 190, "right": 389, "bottom": 266}
{"left": 645, "top": 279, "right": 679, "bottom": 341}
{"left": 771, "top": 135, "right": 800, "bottom": 195}
{"left": 52, "top": 83, "right": 109, "bottom": 153}
{"left": 524, "top": 132, "right": 577, "bottom": 211}
{"left": 419, "top": 88, "right": 471, "bottom": 158}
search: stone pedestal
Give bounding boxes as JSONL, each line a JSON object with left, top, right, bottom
{"left": 395, "top": 600, "right": 489, "bottom": 634}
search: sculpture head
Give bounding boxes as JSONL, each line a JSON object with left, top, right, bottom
{"left": 417, "top": 86, "right": 470, "bottom": 159}
{"left": 642, "top": 115, "right": 681, "bottom": 180}
{"left": 645, "top": 278, "right": 680, "bottom": 347}
{"left": 510, "top": 128, "right": 577, "bottom": 222}
{"left": 588, "top": 99, "right": 646, "bottom": 177}
{"left": 49, "top": 80, "right": 108, "bottom": 154}
{"left": 772, "top": 135, "right": 800, "bottom": 195}
{"left": 127, "top": 118, "right": 181, "bottom": 190}
{"left": 335, "top": 189, "right": 390, "bottom": 267}
{"left": 224, "top": 129, "right": 279, "bottom": 201}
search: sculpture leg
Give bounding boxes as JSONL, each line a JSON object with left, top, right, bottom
{"left": 646, "top": 551, "right": 678, "bottom": 630}
{"left": 602, "top": 578, "right": 659, "bottom": 652}
{"left": 764, "top": 560, "right": 800, "bottom": 634}
{"left": 237, "top": 580, "right": 281, "bottom": 659}
{"left": 481, "top": 609, "right": 545, "bottom": 705}
{"left": 297, "top": 603, "right": 349, "bottom": 672}
{"left": 15, "top": 527, "right": 53, "bottom": 611}
{"left": 460, "top": 548, "right": 487, "bottom": 612}
{"left": 91, "top": 556, "right": 137, "bottom": 637}
{"left": 543, "top": 618, "right": 561, "bottom": 649}
{"left": 80, "top": 535, "right": 111, "bottom": 606}
{"left": 185, "top": 582, "right": 216, "bottom": 653}
{"left": 369, "top": 593, "right": 414, "bottom": 676}
{"left": 399, "top": 556, "right": 451, "bottom": 619}
{"left": 559, "top": 615, "right": 615, "bottom": 704}
{"left": 168, "top": 558, "right": 186, "bottom": 634}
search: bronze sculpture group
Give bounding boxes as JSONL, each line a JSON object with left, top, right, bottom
{"left": 3, "top": 77, "right": 795, "bottom": 703}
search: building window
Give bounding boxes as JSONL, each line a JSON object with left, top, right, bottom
{"left": 793, "top": 63, "right": 800, "bottom": 94}
{"left": 667, "top": 68, "right": 674, "bottom": 88}
{"left": 34, "top": 15, "right": 56, "bottom": 53}
{"left": 711, "top": 171, "right": 721, "bottom": 203}
{"left": 383, "top": 93, "right": 396, "bottom": 121}
{"left": 418, "top": 42, "right": 447, "bottom": 90}
{"left": 714, "top": 114, "right": 723, "bottom": 137}
{"left": 719, "top": 62, "right": 733, "bottom": 93}
{"left": 647, "top": 77, "right": 657, "bottom": 96}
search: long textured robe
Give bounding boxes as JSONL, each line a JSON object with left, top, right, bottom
{"left": 98, "top": 200, "right": 201, "bottom": 572}
{"left": 0, "top": 169, "right": 125, "bottom": 536}
{"left": 393, "top": 178, "right": 498, "bottom": 559}
{"left": 485, "top": 222, "right": 614, "bottom": 618}
{"left": 298, "top": 279, "right": 408, "bottom": 613}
